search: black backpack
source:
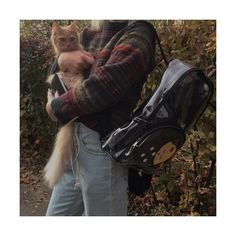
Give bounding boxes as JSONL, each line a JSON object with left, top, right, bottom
{"left": 101, "top": 31, "right": 214, "bottom": 194}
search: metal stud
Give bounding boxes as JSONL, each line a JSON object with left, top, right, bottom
{"left": 150, "top": 146, "right": 155, "bottom": 151}
{"left": 143, "top": 158, "right": 148, "bottom": 163}
{"left": 141, "top": 153, "right": 146, "bottom": 157}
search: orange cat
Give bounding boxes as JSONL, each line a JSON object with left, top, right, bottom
{"left": 44, "top": 21, "right": 94, "bottom": 188}
{"left": 47, "top": 21, "right": 84, "bottom": 87}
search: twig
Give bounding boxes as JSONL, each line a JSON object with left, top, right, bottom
{"left": 205, "top": 158, "right": 216, "bottom": 187}
{"left": 190, "top": 141, "right": 199, "bottom": 190}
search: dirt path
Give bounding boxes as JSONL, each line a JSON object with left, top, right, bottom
{"left": 20, "top": 173, "right": 51, "bottom": 216}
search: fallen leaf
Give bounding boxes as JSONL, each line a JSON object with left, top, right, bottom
{"left": 20, "top": 177, "right": 30, "bottom": 184}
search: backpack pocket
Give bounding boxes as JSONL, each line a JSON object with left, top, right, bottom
{"left": 105, "top": 125, "right": 185, "bottom": 174}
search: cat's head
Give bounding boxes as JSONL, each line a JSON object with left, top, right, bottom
{"left": 51, "top": 21, "right": 80, "bottom": 55}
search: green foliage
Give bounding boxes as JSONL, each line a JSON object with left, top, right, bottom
{"left": 20, "top": 20, "right": 216, "bottom": 215}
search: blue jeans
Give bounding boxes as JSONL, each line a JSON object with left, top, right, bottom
{"left": 46, "top": 123, "right": 128, "bottom": 216}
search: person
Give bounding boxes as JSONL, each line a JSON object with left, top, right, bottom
{"left": 45, "top": 20, "right": 156, "bottom": 216}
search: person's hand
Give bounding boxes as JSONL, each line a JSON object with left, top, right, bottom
{"left": 58, "top": 50, "right": 94, "bottom": 74}
{"left": 46, "top": 89, "right": 59, "bottom": 122}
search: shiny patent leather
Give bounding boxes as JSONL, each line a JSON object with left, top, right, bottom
{"left": 102, "top": 59, "right": 214, "bottom": 174}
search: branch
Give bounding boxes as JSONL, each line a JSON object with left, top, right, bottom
{"left": 205, "top": 158, "right": 216, "bottom": 187}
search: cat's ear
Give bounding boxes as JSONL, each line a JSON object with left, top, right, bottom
{"left": 70, "top": 21, "right": 78, "bottom": 30}
{"left": 52, "top": 21, "right": 60, "bottom": 31}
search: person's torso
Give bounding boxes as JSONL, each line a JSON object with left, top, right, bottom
{"left": 78, "top": 21, "right": 150, "bottom": 136}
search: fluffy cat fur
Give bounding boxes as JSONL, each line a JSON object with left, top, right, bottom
{"left": 43, "top": 119, "right": 75, "bottom": 188}
{"left": 44, "top": 21, "right": 89, "bottom": 188}
{"left": 46, "top": 21, "right": 83, "bottom": 86}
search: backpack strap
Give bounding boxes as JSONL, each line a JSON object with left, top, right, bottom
{"left": 155, "top": 29, "right": 169, "bottom": 67}
{"left": 131, "top": 27, "right": 170, "bottom": 119}
{"left": 132, "top": 20, "right": 170, "bottom": 67}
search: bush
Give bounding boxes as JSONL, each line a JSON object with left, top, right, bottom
{"left": 20, "top": 36, "right": 56, "bottom": 157}
{"left": 20, "top": 20, "right": 216, "bottom": 215}
{"left": 128, "top": 20, "right": 216, "bottom": 216}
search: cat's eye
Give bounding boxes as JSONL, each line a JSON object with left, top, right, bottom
{"left": 59, "top": 37, "right": 66, "bottom": 42}
{"left": 69, "top": 37, "right": 76, "bottom": 42}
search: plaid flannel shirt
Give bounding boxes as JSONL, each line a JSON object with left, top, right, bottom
{"left": 51, "top": 20, "right": 156, "bottom": 133}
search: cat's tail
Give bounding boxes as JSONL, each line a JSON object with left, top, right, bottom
{"left": 44, "top": 122, "right": 75, "bottom": 189}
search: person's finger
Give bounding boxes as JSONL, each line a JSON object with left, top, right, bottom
{"left": 47, "top": 88, "right": 53, "bottom": 95}
{"left": 47, "top": 96, "right": 52, "bottom": 102}
{"left": 47, "top": 90, "right": 54, "bottom": 101}
{"left": 83, "top": 52, "right": 95, "bottom": 65}
{"left": 55, "top": 91, "right": 59, "bottom": 98}
{"left": 47, "top": 92, "right": 53, "bottom": 97}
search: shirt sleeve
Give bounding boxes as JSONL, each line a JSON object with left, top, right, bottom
{"left": 51, "top": 21, "right": 156, "bottom": 124}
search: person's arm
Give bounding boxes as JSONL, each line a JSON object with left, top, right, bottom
{"left": 50, "top": 22, "right": 156, "bottom": 124}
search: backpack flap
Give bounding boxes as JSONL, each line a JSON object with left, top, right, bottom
{"left": 142, "top": 59, "right": 192, "bottom": 119}
{"left": 142, "top": 59, "right": 214, "bottom": 131}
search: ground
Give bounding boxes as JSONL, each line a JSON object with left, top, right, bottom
{"left": 20, "top": 171, "right": 51, "bottom": 216}
{"left": 20, "top": 148, "right": 216, "bottom": 216}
